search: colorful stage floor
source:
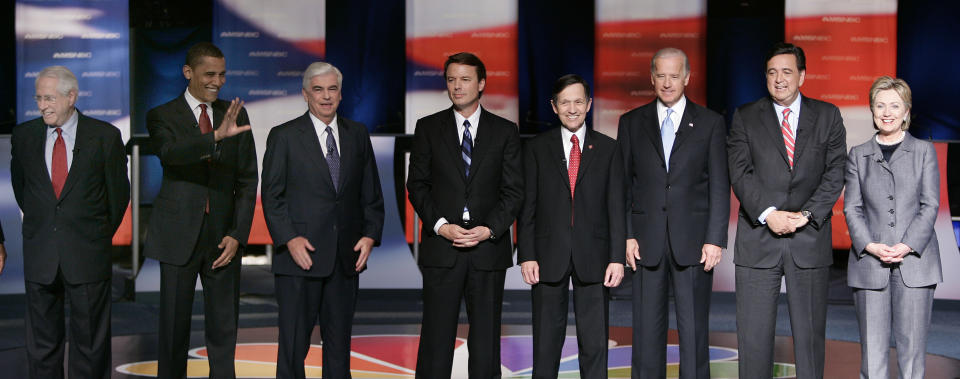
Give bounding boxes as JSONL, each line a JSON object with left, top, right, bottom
{"left": 92, "top": 325, "right": 959, "bottom": 378}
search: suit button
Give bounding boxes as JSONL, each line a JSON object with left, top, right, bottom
{"left": 662, "top": 207, "right": 666, "bottom": 212}
{"left": 888, "top": 209, "right": 895, "bottom": 214}
{"left": 53, "top": 227, "right": 58, "bottom": 232}
{"left": 889, "top": 222, "right": 895, "bottom": 227}
{"left": 333, "top": 225, "right": 337, "bottom": 231}
{"left": 666, "top": 185, "right": 671, "bottom": 189}
{"left": 888, "top": 195, "right": 894, "bottom": 200}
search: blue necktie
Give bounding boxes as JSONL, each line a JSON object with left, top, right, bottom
{"left": 325, "top": 125, "right": 340, "bottom": 190}
{"left": 661, "top": 108, "right": 675, "bottom": 172}
{"left": 462, "top": 120, "right": 473, "bottom": 220}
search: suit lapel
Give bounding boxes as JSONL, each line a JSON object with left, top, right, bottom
{"left": 466, "top": 109, "right": 495, "bottom": 184}
{"left": 760, "top": 100, "right": 790, "bottom": 167}
{"left": 442, "top": 108, "right": 468, "bottom": 182}
{"left": 575, "top": 129, "right": 598, "bottom": 188}
{"left": 887, "top": 132, "right": 913, "bottom": 166}
{"left": 56, "top": 114, "right": 91, "bottom": 202}
{"left": 175, "top": 96, "right": 202, "bottom": 135}
{"left": 670, "top": 103, "right": 697, "bottom": 154}
{"left": 335, "top": 118, "right": 352, "bottom": 193}
{"left": 640, "top": 105, "right": 666, "bottom": 165}
{"left": 792, "top": 97, "right": 817, "bottom": 164}
{"left": 294, "top": 113, "right": 336, "bottom": 192}
{"left": 548, "top": 128, "right": 570, "bottom": 192}
{"left": 31, "top": 121, "right": 57, "bottom": 200}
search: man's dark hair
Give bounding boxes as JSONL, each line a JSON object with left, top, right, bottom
{"left": 444, "top": 52, "right": 486, "bottom": 84}
{"left": 551, "top": 74, "right": 591, "bottom": 104}
{"left": 764, "top": 42, "right": 806, "bottom": 71}
{"left": 185, "top": 42, "right": 225, "bottom": 68}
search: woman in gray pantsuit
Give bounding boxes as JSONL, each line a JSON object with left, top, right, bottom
{"left": 844, "top": 76, "right": 943, "bottom": 379}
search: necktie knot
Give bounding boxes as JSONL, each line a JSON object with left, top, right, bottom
{"left": 571, "top": 134, "right": 579, "bottom": 145}
{"left": 199, "top": 103, "right": 207, "bottom": 112}
{"left": 782, "top": 108, "right": 791, "bottom": 118}
{"left": 55, "top": 127, "right": 63, "bottom": 137}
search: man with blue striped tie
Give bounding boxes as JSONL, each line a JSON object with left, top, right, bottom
{"left": 407, "top": 52, "right": 524, "bottom": 378}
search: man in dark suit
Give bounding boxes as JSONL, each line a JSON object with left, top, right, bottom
{"left": 143, "top": 42, "right": 258, "bottom": 379}
{"left": 407, "top": 52, "right": 523, "bottom": 378}
{"left": 727, "top": 42, "right": 846, "bottom": 378}
{"left": 262, "top": 62, "right": 385, "bottom": 379}
{"left": 9, "top": 65, "right": 129, "bottom": 378}
{"left": 618, "top": 48, "right": 729, "bottom": 379}
{"left": 518, "top": 74, "right": 624, "bottom": 379}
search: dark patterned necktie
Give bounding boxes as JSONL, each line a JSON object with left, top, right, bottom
{"left": 326, "top": 125, "right": 340, "bottom": 190}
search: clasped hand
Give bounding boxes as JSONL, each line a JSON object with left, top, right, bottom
{"left": 765, "top": 210, "right": 809, "bottom": 235}
{"left": 438, "top": 223, "right": 490, "bottom": 248}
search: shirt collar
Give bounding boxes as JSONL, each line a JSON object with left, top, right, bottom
{"left": 50, "top": 108, "right": 79, "bottom": 136}
{"left": 773, "top": 93, "right": 803, "bottom": 117}
{"left": 560, "top": 124, "right": 587, "bottom": 145}
{"left": 183, "top": 88, "right": 211, "bottom": 113}
{"left": 656, "top": 95, "right": 686, "bottom": 121}
{"left": 454, "top": 104, "right": 482, "bottom": 129}
{"left": 309, "top": 112, "right": 338, "bottom": 133}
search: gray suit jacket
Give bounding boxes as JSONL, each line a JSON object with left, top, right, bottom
{"left": 844, "top": 132, "right": 942, "bottom": 289}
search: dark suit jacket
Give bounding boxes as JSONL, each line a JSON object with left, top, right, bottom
{"left": 262, "top": 112, "right": 385, "bottom": 277}
{"left": 11, "top": 112, "right": 130, "bottom": 284}
{"left": 618, "top": 100, "right": 729, "bottom": 266}
{"left": 407, "top": 107, "right": 523, "bottom": 270}
{"left": 143, "top": 95, "right": 258, "bottom": 265}
{"left": 727, "top": 95, "right": 846, "bottom": 269}
{"left": 517, "top": 127, "right": 625, "bottom": 283}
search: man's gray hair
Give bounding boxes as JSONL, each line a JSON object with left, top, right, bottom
{"left": 36, "top": 65, "right": 79, "bottom": 95}
{"left": 302, "top": 62, "right": 343, "bottom": 89}
{"left": 650, "top": 47, "right": 690, "bottom": 76}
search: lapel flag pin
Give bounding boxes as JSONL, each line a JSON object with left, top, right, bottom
{"left": 689, "top": 122, "right": 694, "bottom": 127}
{"left": 588, "top": 145, "right": 593, "bottom": 149}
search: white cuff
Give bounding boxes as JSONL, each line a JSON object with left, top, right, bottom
{"left": 758, "top": 207, "right": 777, "bottom": 224}
{"left": 433, "top": 218, "right": 448, "bottom": 235}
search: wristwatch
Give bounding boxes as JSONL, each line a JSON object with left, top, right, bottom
{"left": 801, "top": 210, "right": 813, "bottom": 222}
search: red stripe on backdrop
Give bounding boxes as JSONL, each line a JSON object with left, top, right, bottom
{"left": 787, "top": 14, "right": 897, "bottom": 107}
{"left": 406, "top": 24, "right": 519, "bottom": 97}
{"left": 593, "top": 16, "right": 706, "bottom": 135}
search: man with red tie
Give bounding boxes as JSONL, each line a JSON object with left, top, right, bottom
{"left": 518, "top": 74, "right": 625, "bottom": 379}
{"left": 727, "top": 42, "right": 846, "bottom": 378}
{"left": 10, "top": 65, "right": 130, "bottom": 378}
{"left": 144, "top": 42, "right": 258, "bottom": 379}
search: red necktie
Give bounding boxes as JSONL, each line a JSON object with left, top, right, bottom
{"left": 569, "top": 134, "right": 581, "bottom": 198}
{"left": 51, "top": 127, "right": 67, "bottom": 198}
{"left": 199, "top": 103, "right": 213, "bottom": 134}
{"left": 569, "top": 134, "right": 581, "bottom": 226}
{"left": 199, "top": 104, "right": 212, "bottom": 213}
{"left": 781, "top": 108, "right": 795, "bottom": 168}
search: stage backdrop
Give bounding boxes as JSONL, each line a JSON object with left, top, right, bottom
{"left": 593, "top": 0, "right": 707, "bottom": 137}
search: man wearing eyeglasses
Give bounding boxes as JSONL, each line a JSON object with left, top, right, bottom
{"left": 10, "top": 65, "right": 130, "bottom": 378}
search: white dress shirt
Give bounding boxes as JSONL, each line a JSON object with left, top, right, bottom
{"left": 45, "top": 109, "right": 78, "bottom": 177}
{"left": 561, "top": 124, "right": 587, "bottom": 162}
{"left": 183, "top": 89, "right": 214, "bottom": 126}
{"left": 309, "top": 112, "right": 341, "bottom": 156}
{"left": 656, "top": 95, "right": 687, "bottom": 136}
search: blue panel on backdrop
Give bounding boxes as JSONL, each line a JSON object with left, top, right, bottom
{"left": 518, "top": 0, "right": 595, "bottom": 135}
{"left": 16, "top": 0, "right": 130, "bottom": 134}
{"left": 327, "top": 0, "right": 405, "bottom": 134}
{"left": 898, "top": 1, "right": 960, "bottom": 140}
